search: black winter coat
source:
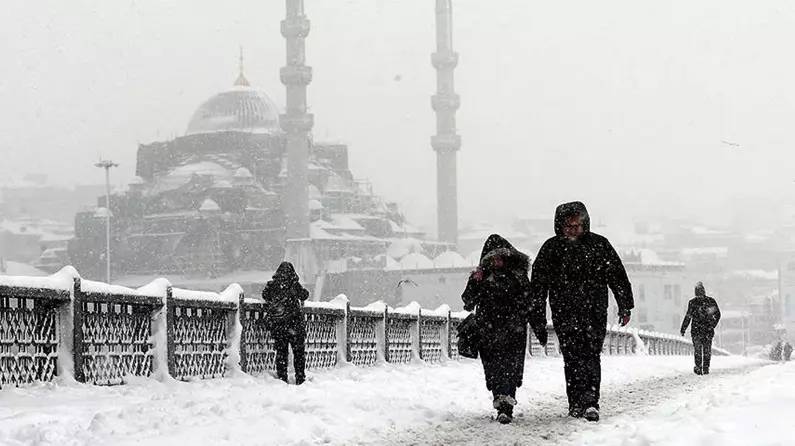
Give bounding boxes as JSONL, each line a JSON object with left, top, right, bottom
{"left": 530, "top": 202, "right": 634, "bottom": 339}
{"left": 461, "top": 235, "right": 542, "bottom": 391}
{"left": 680, "top": 296, "right": 721, "bottom": 339}
{"left": 262, "top": 262, "right": 309, "bottom": 329}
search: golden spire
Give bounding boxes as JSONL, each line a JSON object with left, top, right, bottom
{"left": 234, "top": 45, "right": 250, "bottom": 87}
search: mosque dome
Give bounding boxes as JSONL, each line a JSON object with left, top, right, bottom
{"left": 185, "top": 80, "right": 281, "bottom": 136}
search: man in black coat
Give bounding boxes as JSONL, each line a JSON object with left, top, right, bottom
{"left": 680, "top": 282, "right": 721, "bottom": 375}
{"left": 530, "top": 202, "right": 634, "bottom": 422}
{"left": 262, "top": 262, "right": 310, "bottom": 384}
{"left": 462, "top": 234, "right": 548, "bottom": 424}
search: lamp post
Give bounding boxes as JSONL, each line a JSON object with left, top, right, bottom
{"left": 94, "top": 160, "right": 118, "bottom": 283}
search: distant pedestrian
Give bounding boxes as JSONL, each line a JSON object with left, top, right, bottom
{"left": 530, "top": 202, "right": 634, "bottom": 422}
{"left": 262, "top": 262, "right": 309, "bottom": 384}
{"left": 461, "top": 234, "right": 548, "bottom": 424}
{"left": 680, "top": 281, "right": 721, "bottom": 375}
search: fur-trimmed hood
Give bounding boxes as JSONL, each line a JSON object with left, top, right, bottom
{"left": 479, "top": 234, "right": 530, "bottom": 273}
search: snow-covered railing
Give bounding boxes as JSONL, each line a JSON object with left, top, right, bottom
{"left": 0, "top": 267, "right": 726, "bottom": 389}
{"left": 527, "top": 324, "right": 729, "bottom": 357}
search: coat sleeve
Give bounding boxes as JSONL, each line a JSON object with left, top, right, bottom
{"left": 529, "top": 242, "right": 550, "bottom": 342}
{"left": 461, "top": 273, "right": 481, "bottom": 312}
{"left": 680, "top": 301, "right": 693, "bottom": 335}
{"left": 604, "top": 241, "right": 634, "bottom": 315}
{"left": 298, "top": 284, "right": 309, "bottom": 302}
{"left": 711, "top": 299, "right": 721, "bottom": 329}
{"left": 261, "top": 285, "right": 271, "bottom": 303}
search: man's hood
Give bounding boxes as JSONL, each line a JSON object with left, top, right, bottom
{"left": 554, "top": 201, "right": 591, "bottom": 236}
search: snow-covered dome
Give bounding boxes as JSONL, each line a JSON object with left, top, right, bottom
{"left": 186, "top": 86, "right": 281, "bottom": 136}
{"left": 433, "top": 251, "right": 470, "bottom": 268}
{"left": 399, "top": 253, "right": 433, "bottom": 270}
{"left": 465, "top": 250, "right": 482, "bottom": 266}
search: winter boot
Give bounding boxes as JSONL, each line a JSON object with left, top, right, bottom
{"left": 568, "top": 406, "right": 584, "bottom": 418}
{"left": 583, "top": 407, "right": 600, "bottom": 422}
{"left": 493, "top": 395, "right": 516, "bottom": 424}
{"left": 693, "top": 366, "right": 702, "bottom": 375}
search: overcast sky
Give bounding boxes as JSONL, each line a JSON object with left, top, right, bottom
{"left": 2, "top": 0, "right": 795, "bottom": 233}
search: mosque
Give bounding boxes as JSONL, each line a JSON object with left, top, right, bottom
{"left": 67, "top": 1, "right": 469, "bottom": 306}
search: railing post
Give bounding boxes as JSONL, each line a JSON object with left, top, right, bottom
{"left": 55, "top": 277, "right": 77, "bottom": 382}
{"left": 238, "top": 293, "right": 248, "bottom": 373}
{"left": 412, "top": 309, "right": 422, "bottom": 361}
{"left": 345, "top": 301, "right": 352, "bottom": 363}
{"left": 72, "top": 277, "right": 85, "bottom": 383}
{"left": 149, "top": 289, "right": 170, "bottom": 381}
{"left": 446, "top": 310, "right": 453, "bottom": 359}
{"left": 165, "top": 286, "right": 175, "bottom": 378}
{"left": 334, "top": 301, "right": 349, "bottom": 365}
{"left": 224, "top": 292, "right": 243, "bottom": 376}
{"left": 383, "top": 306, "right": 390, "bottom": 363}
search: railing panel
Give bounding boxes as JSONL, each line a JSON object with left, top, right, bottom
{"left": 449, "top": 318, "right": 462, "bottom": 359}
{"left": 241, "top": 308, "right": 275, "bottom": 375}
{"left": 81, "top": 301, "right": 154, "bottom": 385}
{"left": 172, "top": 305, "right": 229, "bottom": 380}
{"left": 387, "top": 317, "right": 413, "bottom": 364}
{"left": 420, "top": 317, "right": 445, "bottom": 363}
{"left": 304, "top": 312, "right": 339, "bottom": 369}
{"left": 348, "top": 312, "right": 379, "bottom": 366}
{"left": 0, "top": 296, "right": 59, "bottom": 388}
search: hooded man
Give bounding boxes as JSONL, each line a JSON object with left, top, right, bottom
{"left": 262, "top": 261, "right": 310, "bottom": 384}
{"left": 529, "top": 202, "right": 633, "bottom": 422}
{"left": 461, "top": 234, "right": 547, "bottom": 424}
{"left": 680, "top": 281, "right": 721, "bottom": 375}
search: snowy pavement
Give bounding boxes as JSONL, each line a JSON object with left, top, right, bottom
{"left": 0, "top": 355, "right": 776, "bottom": 446}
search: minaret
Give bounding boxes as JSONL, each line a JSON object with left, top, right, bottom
{"left": 431, "top": 0, "right": 461, "bottom": 247}
{"left": 281, "top": 0, "right": 313, "bottom": 239}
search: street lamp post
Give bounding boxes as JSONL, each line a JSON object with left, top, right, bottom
{"left": 94, "top": 160, "right": 118, "bottom": 283}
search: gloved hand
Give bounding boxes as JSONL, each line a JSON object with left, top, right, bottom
{"left": 618, "top": 309, "right": 631, "bottom": 327}
{"left": 472, "top": 266, "right": 484, "bottom": 281}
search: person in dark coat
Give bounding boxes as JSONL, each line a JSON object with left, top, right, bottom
{"left": 461, "top": 234, "right": 547, "bottom": 424}
{"left": 680, "top": 281, "right": 721, "bottom": 375}
{"left": 262, "top": 262, "right": 310, "bottom": 384}
{"left": 530, "top": 202, "right": 634, "bottom": 422}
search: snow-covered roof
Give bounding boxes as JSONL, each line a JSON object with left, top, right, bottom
{"left": 682, "top": 247, "right": 729, "bottom": 257}
{"left": 387, "top": 238, "right": 424, "bottom": 260}
{"left": 399, "top": 253, "right": 433, "bottom": 270}
{"left": 433, "top": 251, "right": 471, "bottom": 268}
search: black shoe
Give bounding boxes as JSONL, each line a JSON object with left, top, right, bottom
{"left": 497, "top": 412, "right": 512, "bottom": 424}
{"left": 568, "top": 406, "right": 584, "bottom": 418}
{"left": 583, "top": 407, "right": 599, "bottom": 422}
{"left": 295, "top": 376, "right": 305, "bottom": 385}
{"left": 693, "top": 366, "right": 703, "bottom": 375}
{"left": 702, "top": 369, "right": 709, "bottom": 375}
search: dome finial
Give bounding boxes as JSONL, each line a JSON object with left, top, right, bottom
{"left": 234, "top": 45, "right": 250, "bottom": 87}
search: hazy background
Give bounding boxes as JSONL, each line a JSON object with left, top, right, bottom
{"left": 2, "top": 0, "right": 795, "bottom": 234}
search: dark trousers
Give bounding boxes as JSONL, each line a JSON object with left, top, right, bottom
{"left": 692, "top": 335, "right": 713, "bottom": 373}
{"left": 273, "top": 324, "right": 306, "bottom": 383}
{"left": 558, "top": 330, "right": 604, "bottom": 410}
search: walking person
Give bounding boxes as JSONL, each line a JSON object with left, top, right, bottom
{"left": 462, "top": 234, "right": 548, "bottom": 424}
{"left": 529, "top": 201, "right": 634, "bottom": 422}
{"left": 262, "top": 261, "right": 309, "bottom": 384}
{"left": 680, "top": 282, "right": 721, "bottom": 375}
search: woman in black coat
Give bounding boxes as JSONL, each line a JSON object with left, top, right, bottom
{"left": 262, "top": 262, "right": 309, "bottom": 384}
{"left": 462, "top": 234, "right": 547, "bottom": 424}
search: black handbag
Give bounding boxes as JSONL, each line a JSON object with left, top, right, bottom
{"left": 456, "top": 312, "right": 480, "bottom": 359}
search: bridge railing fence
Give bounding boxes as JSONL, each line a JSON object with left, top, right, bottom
{"left": 0, "top": 267, "right": 724, "bottom": 389}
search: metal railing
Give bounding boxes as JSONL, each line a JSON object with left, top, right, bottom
{"left": 0, "top": 266, "right": 723, "bottom": 388}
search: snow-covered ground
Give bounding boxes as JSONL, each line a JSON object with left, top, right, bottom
{"left": 0, "top": 355, "right": 776, "bottom": 446}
